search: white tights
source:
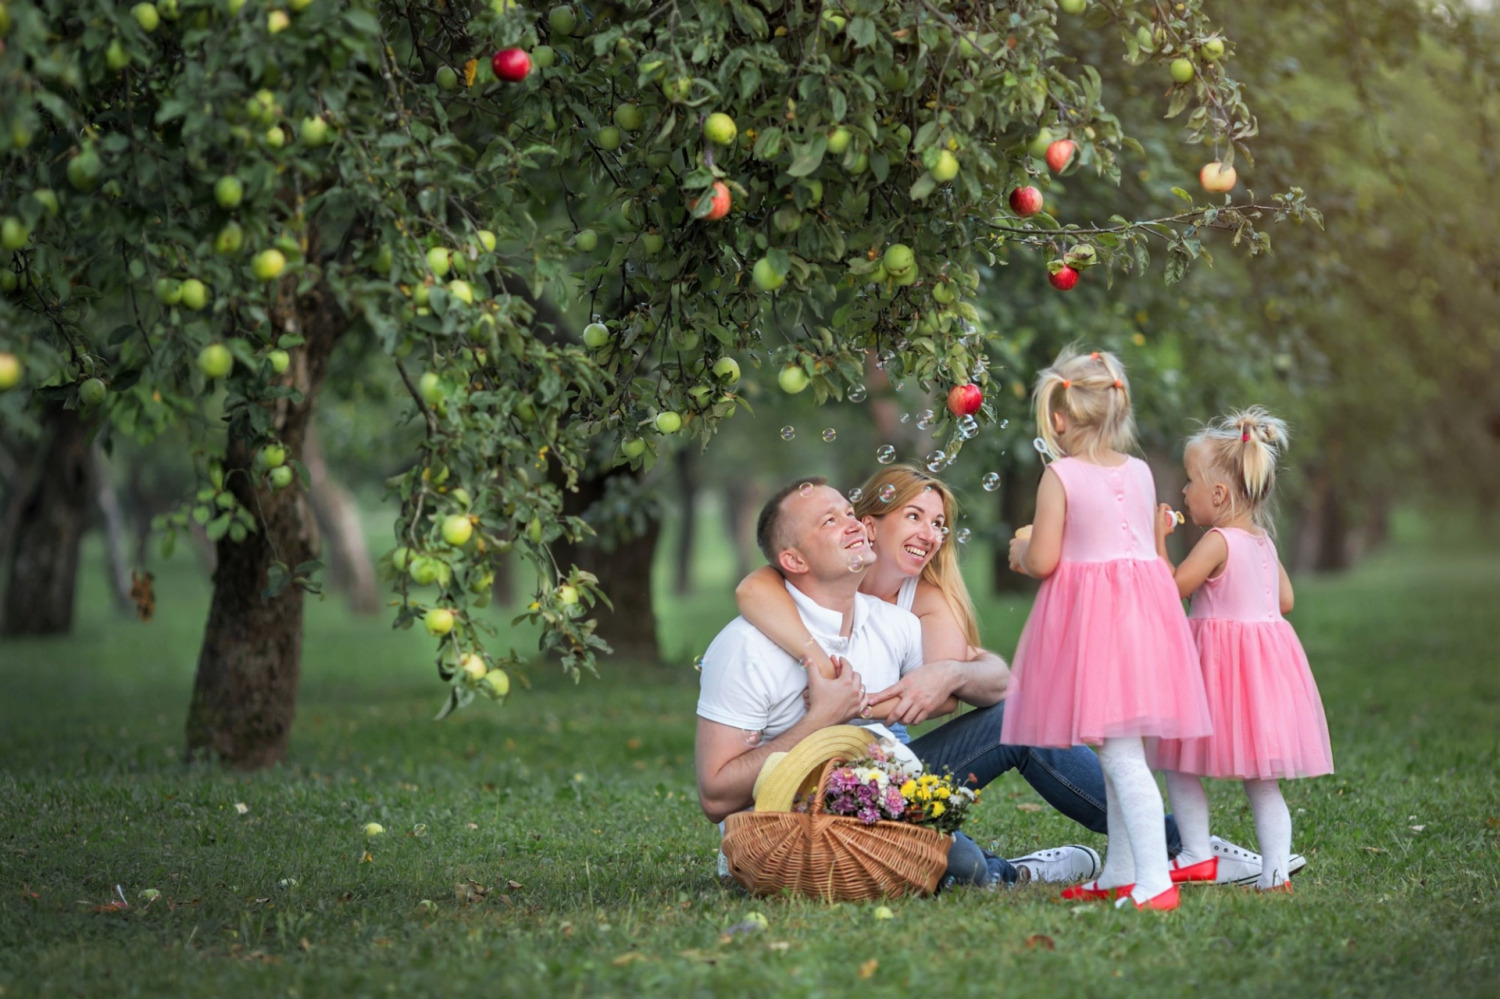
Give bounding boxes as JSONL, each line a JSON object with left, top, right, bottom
{"left": 1166, "top": 770, "right": 1293, "bottom": 890}
{"left": 1096, "top": 737, "right": 1172, "bottom": 903}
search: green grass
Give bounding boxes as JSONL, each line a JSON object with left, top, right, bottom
{"left": 2, "top": 515, "right": 1498, "bottom": 998}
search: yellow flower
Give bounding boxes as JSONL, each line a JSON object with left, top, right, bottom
{"left": 900, "top": 780, "right": 916, "bottom": 798}
{"left": 931, "top": 801, "right": 946, "bottom": 817}
{"left": 936, "top": 786, "right": 951, "bottom": 799}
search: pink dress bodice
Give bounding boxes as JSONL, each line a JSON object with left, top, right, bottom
{"left": 1053, "top": 457, "right": 1160, "bottom": 563}
{"left": 1189, "top": 528, "right": 1282, "bottom": 623}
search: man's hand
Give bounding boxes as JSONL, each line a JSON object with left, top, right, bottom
{"left": 806, "top": 653, "right": 867, "bottom": 726}
{"left": 867, "top": 661, "right": 960, "bottom": 726}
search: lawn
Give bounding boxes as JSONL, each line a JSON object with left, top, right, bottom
{"left": 1, "top": 511, "right": 1497, "bottom": 998}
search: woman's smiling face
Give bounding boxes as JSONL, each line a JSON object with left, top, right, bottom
{"left": 864, "top": 487, "right": 947, "bottom": 577}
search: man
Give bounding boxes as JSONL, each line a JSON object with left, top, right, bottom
{"left": 696, "top": 477, "right": 1301, "bottom": 888}
{"left": 695, "top": 478, "right": 1100, "bottom": 886}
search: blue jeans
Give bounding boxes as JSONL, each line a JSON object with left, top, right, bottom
{"left": 906, "top": 699, "right": 1181, "bottom": 884}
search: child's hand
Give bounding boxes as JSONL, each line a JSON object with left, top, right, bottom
{"left": 1156, "top": 503, "right": 1179, "bottom": 539}
{"left": 1008, "top": 530, "right": 1031, "bottom": 575}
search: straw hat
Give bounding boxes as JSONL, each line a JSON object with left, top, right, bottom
{"left": 751, "top": 726, "right": 879, "bottom": 813}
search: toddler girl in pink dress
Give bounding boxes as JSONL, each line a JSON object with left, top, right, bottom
{"left": 1154, "top": 407, "right": 1334, "bottom": 892}
{"left": 1004, "top": 347, "right": 1213, "bottom": 911}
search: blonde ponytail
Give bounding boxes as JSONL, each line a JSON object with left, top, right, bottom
{"left": 1190, "top": 406, "right": 1291, "bottom": 533}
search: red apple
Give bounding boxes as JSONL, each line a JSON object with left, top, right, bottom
{"left": 947, "top": 384, "right": 983, "bottom": 417}
{"left": 1048, "top": 265, "right": 1079, "bottom": 291}
{"left": 1008, "top": 185, "right": 1043, "bottom": 217}
{"left": 694, "top": 180, "right": 731, "bottom": 221}
{"left": 1199, "top": 161, "right": 1237, "bottom": 193}
{"left": 492, "top": 48, "right": 532, "bottom": 82}
{"left": 1045, "top": 139, "right": 1077, "bottom": 174}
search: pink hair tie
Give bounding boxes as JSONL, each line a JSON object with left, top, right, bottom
{"left": 1241, "top": 431, "right": 1251, "bottom": 442}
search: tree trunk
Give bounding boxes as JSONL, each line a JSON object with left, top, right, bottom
{"left": 723, "top": 475, "right": 762, "bottom": 582}
{"left": 554, "top": 464, "right": 662, "bottom": 663}
{"left": 673, "top": 447, "right": 700, "bottom": 596}
{"left": 304, "top": 426, "right": 380, "bottom": 615}
{"left": 183, "top": 282, "right": 347, "bottom": 768}
{"left": 95, "top": 442, "right": 136, "bottom": 616}
{"left": 1, "top": 404, "right": 96, "bottom": 636}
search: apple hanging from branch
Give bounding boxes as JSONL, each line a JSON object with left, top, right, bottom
{"left": 947, "top": 384, "right": 983, "bottom": 418}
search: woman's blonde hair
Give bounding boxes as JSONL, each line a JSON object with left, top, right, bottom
{"left": 852, "top": 464, "right": 980, "bottom": 648}
{"left": 1187, "top": 406, "right": 1291, "bottom": 535}
{"left": 1033, "top": 345, "right": 1137, "bottom": 460}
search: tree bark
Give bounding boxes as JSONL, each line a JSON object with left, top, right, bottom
{"left": 1, "top": 404, "right": 96, "bottom": 636}
{"left": 303, "top": 426, "right": 380, "bottom": 614}
{"left": 553, "top": 464, "right": 662, "bottom": 663}
{"left": 95, "top": 443, "right": 136, "bottom": 616}
{"left": 183, "top": 282, "right": 347, "bottom": 769}
{"left": 673, "top": 447, "right": 700, "bottom": 596}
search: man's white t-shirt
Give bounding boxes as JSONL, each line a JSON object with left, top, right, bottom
{"left": 696, "top": 580, "right": 925, "bottom": 741}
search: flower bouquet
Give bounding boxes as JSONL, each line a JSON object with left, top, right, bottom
{"left": 804, "top": 741, "right": 980, "bottom": 836}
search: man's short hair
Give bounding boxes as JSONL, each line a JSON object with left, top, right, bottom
{"left": 755, "top": 477, "right": 828, "bottom": 566}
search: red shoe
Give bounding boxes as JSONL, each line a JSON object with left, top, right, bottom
{"left": 1254, "top": 880, "right": 1293, "bottom": 894}
{"left": 1122, "top": 885, "right": 1180, "bottom": 911}
{"left": 1168, "top": 857, "right": 1218, "bottom": 884}
{"left": 1060, "top": 880, "right": 1132, "bottom": 902}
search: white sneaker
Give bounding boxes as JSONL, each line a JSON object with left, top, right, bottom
{"left": 1209, "top": 835, "right": 1307, "bottom": 886}
{"left": 1010, "top": 845, "right": 1102, "bottom": 884}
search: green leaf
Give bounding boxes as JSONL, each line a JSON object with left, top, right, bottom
{"left": 786, "top": 136, "right": 828, "bottom": 177}
{"left": 847, "top": 16, "right": 877, "bottom": 48}
{"left": 909, "top": 173, "right": 937, "bottom": 201}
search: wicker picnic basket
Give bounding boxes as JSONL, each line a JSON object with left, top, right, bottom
{"left": 721, "top": 756, "right": 950, "bottom": 902}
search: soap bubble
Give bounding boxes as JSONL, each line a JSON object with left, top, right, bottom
{"left": 781, "top": 425, "right": 796, "bottom": 441}
{"left": 982, "top": 472, "right": 1001, "bottom": 492}
{"left": 957, "top": 415, "right": 979, "bottom": 440}
{"left": 878, "top": 484, "right": 896, "bottom": 503}
{"left": 876, "top": 444, "right": 896, "bottom": 464}
{"left": 925, "top": 450, "right": 946, "bottom": 472}
{"left": 956, "top": 528, "right": 972, "bottom": 545}
{"left": 899, "top": 411, "right": 911, "bottom": 424}
{"left": 916, "top": 409, "right": 936, "bottom": 430}
{"left": 1000, "top": 419, "right": 1009, "bottom": 430}
{"left": 743, "top": 729, "right": 763, "bottom": 747}
{"left": 848, "top": 487, "right": 864, "bottom": 503}
{"left": 848, "top": 384, "right": 868, "bottom": 403}
{"left": 799, "top": 482, "right": 814, "bottom": 496}
{"left": 692, "top": 654, "right": 704, "bottom": 672}
{"left": 847, "top": 554, "right": 867, "bottom": 572}
{"left": 821, "top": 428, "right": 837, "bottom": 443}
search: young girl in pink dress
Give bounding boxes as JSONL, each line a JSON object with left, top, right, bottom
{"left": 1004, "top": 347, "right": 1213, "bottom": 911}
{"left": 1154, "top": 407, "right": 1333, "bottom": 892}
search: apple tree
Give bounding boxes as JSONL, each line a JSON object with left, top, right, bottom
{"left": 0, "top": 0, "right": 1314, "bottom": 768}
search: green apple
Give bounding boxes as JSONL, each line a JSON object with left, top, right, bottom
{"left": 582, "top": 322, "right": 610, "bottom": 349}
{"left": 595, "top": 125, "right": 622, "bottom": 151}
{"left": 436, "top": 65, "right": 459, "bottom": 90}
{"left": 132, "top": 3, "right": 159, "bottom": 32}
{"left": 179, "top": 278, "right": 209, "bottom": 311}
{"left": 778, "top": 364, "right": 810, "bottom": 394}
{"left": 156, "top": 0, "right": 179, "bottom": 19}
{"left": 214, "top": 221, "right": 244, "bottom": 255}
{"left": 372, "top": 244, "right": 393, "bottom": 275}
{"left": 931, "top": 149, "right": 959, "bottom": 182}
{"left": 213, "top": 175, "right": 244, "bottom": 209}
{"left": 446, "top": 279, "right": 474, "bottom": 305}
{"left": 845, "top": 152, "right": 868, "bottom": 175}
{"left": 826, "top": 126, "right": 851, "bottom": 154}
{"left": 621, "top": 437, "right": 647, "bottom": 459}
{"left": 556, "top": 584, "right": 579, "bottom": 605}
{"left": 532, "top": 44, "right": 556, "bottom": 69}
{"left": 654, "top": 411, "right": 682, "bottom": 434}
{"left": 712, "top": 356, "right": 741, "bottom": 384}
{"left": 268, "top": 349, "right": 290, "bottom": 373}
{"left": 1028, "top": 127, "right": 1055, "bottom": 160}
{"left": 32, "top": 189, "right": 60, "bottom": 217}
{"left": 198, "top": 343, "right": 234, "bottom": 379}
{"left": 1059, "top": 0, "right": 1087, "bottom": 14}
{"left": 408, "top": 557, "right": 439, "bottom": 586}
{"left": 640, "top": 232, "right": 664, "bottom": 255}
{"left": 78, "top": 377, "right": 107, "bottom": 408}
{"left": 67, "top": 149, "right": 102, "bottom": 192}
{"left": 476, "top": 229, "right": 497, "bottom": 252}
{"left": 479, "top": 669, "right": 510, "bottom": 698}
{"left": 418, "top": 371, "right": 444, "bottom": 405}
{"left": 269, "top": 465, "right": 295, "bottom": 489}
{"left": 299, "top": 115, "right": 330, "bottom": 147}
{"left": 363, "top": 822, "right": 385, "bottom": 837}
{"left": 426, "top": 246, "right": 451, "bottom": 277}
{"left": 703, "top": 112, "right": 737, "bottom": 144}
{"left": 660, "top": 76, "right": 692, "bottom": 102}
{"left": 252, "top": 248, "right": 286, "bottom": 280}
{"left": 261, "top": 445, "right": 287, "bottom": 468}
{"left": 752, "top": 256, "right": 784, "bottom": 291}
{"left": 574, "top": 229, "right": 599, "bottom": 252}
{"left": 0, "top": 353, "right": 21, "bottom": 391}
{"left": 883, "top": 243, "right": 916, "bottom": 277}
{"left": 424, "top": 607, "right": 456, "bottom": 636}
{"left": 1170, "top": 58, "right": 1196, "bottom": 84}
{"left": 1202, "top": 37, "right": 1225, "bottom": 61}
{"left": 106, "top": 39, "right": 130, "bottom": 72}
{"left": 267, "top": 10, "right": 290, "bottom": 33}
{"left": 154, "top": 277, "right": 182, "bottom": 305}
{"left": 613, "top": 103, "right": 645, "bottom": 132}
{"left": 288, "top": 0, "right": 314, "bottom": 12}
{"left": 0, "top": 217, "right": 29, "bottom": 251}
{"left": 441, "top": 514, "right": 473, "bottom": 547}
{"left": 548, "top": 4, "right": 576, "bottom": 35}
{"left": 390, "top": 546, "right": 412, "bottom": 572}
{"left": 264, "top": 125, "right": 286, "bottom": 148}
{"left": 460, "top": 653, "right": 487, "bottom": 681}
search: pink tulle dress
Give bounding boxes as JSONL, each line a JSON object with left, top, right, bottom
{"left": 1000, "top": 457, "right": 1213, "bottom": 749}
{"left": 1154, "top": 527, "right": 1334, "bottom": 780}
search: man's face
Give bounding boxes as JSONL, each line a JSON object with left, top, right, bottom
{"left": 779, "top": 484, "right": 875, "bottom": 579}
